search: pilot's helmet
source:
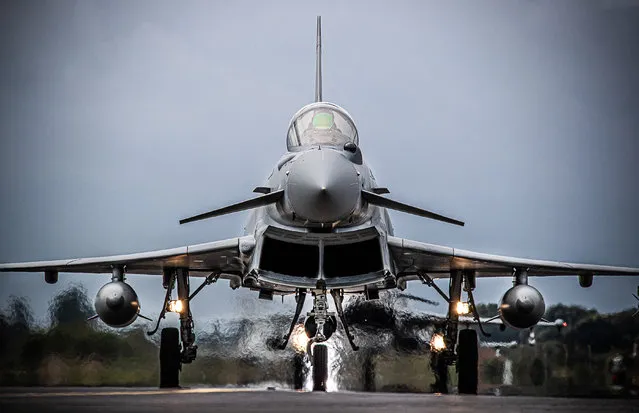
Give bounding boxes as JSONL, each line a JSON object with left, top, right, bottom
{"left": 310, "top": 111, "right": 336, "bottom": 130}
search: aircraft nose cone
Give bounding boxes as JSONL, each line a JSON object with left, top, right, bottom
{"left": 287, "top": 149, "right": 360, "bottom": 223}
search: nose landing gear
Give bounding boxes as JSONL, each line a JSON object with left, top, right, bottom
{"left": 283, "top": 286, "right": 359, "bottom": 392}
{"left": 305, "top": 288, "right": 335, "bottom": 392}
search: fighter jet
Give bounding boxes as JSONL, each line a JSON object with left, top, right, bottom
{"left": 1, "top": 17, "right": 638, "bottom": 394}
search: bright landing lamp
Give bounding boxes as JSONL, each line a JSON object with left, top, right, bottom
{"left": 430, "top": 333, "right": 446, "bottom": 352}
{"left": 456, "top": 301, "right": 470, "bottom": 315}
{"left": 168, "top": 299, "right": 184, "bottom": 313}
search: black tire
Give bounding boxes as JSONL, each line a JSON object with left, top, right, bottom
{"left": 293, "top": 353, "right": 306, "bottom": 390}
{"left": 160, "top": 327, "right": 181, "bottom": 388}
{"left": 530, "top": 358, "right": 545, "bottom": 386}
{"left": 457, "top": 329, "right": 478, "bottom": 395}
{"left": 431, "top": 352, "right": 449, "bottom": 394}
{"left": 363, "top": 354, "right": 375, "bottom": 392}
{"left": 312, "top": 344, "right": 329, "bottom": 392}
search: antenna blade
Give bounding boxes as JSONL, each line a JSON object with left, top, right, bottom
{"left": 315, "top": 16, "right": 322, "bottom": 102}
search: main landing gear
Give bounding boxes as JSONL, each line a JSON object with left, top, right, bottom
{"left": 420, "top": 270, "right": 480, "bottom": 394}
{"left": 148, "top": 268, "right": 219, "bottom": 388}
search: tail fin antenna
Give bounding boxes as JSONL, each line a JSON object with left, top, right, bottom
{"left": 315, "top": 16, "right": 322, "bottom": 102}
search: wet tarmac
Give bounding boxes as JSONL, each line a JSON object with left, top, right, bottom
{"left": 0, "top": 387, "right": 637, "bottom": 413}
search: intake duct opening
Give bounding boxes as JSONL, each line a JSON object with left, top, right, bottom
{"left": 260, "top": 237, "right": 319, "bottom": 277}
{"left": 324, "top": 238, "right": 383, "bottom": 278}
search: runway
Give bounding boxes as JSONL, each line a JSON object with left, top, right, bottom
{"left": 1, "top": 387, "right": 637, "bottom": 413}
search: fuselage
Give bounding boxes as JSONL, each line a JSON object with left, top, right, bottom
{"left": 241, "top": 102, "right": 395, "bottom": 294}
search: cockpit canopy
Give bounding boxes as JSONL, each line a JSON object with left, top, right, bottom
{"left": 286, "top": 102, "right": 358, "bottom": 151}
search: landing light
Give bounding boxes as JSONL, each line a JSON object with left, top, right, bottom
{"left": 430, "top": 333, "right": 446, "bottom": 352}
{"left": 456, "top": 301, "right": 470, "bottom": 315}
{"left": 290, "top": 324, "right": 309, "bottom": 353}
{"left": 168, "top": 300, "right": 184, "bottom": 313}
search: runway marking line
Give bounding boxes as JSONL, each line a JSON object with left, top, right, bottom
{"left": 0, "top": 388, "right": 260, "bottom": 398}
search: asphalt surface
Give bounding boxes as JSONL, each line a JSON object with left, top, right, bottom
{"left": 0, "top": 387, "right": 637, "bottom": 413}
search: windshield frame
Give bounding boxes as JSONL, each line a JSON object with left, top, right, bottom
{"left": 286, "top": 102, "right": 359, "bottom": 151}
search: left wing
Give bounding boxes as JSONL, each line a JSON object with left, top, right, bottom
{"left": 388, "top": 236, "right": 639, "bottom": 278}
{"left": 0, "top": 237, "right": 250, "bottom": 279}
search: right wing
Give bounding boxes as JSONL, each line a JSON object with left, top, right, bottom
{"left": 0, "top": 236, "right": 251, "bottom": 279}
{"left": 388, "top": 236, "right": 639, "bottom": 278}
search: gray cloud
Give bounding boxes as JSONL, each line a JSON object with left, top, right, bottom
{"left": 1, "top": 1, "right": 638, "bottom": 322}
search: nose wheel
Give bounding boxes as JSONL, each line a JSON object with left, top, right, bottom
{"left": 312, "top": 344, "right": 329, "bottom": 391}
{"left": 304, "top": 287, "right": 340, "bottom": 392}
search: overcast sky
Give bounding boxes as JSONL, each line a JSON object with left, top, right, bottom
{"left": 1, "top": 0, "right": 638, "bottom": 326}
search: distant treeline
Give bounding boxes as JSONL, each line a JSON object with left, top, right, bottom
{"left": 474, "top": 302, "right": 639, "bottom": 353}
{"left": 0, "top": 286, "right": 637, "bottom": 394}
{"left": 0, "top": 285, "right": 298, "bottom": 387}
{"left": 475, "top": 303, "right": 639, "bottom": 395}
{"left": 0, "top": 286, "right": 160, "bottom": 386}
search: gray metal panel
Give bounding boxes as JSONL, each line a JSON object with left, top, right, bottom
{"left": 388, "top": 236, "right": 639, "bottom": 277}
{"left": 388, "top": 236, "right": 455, "bottom": 275}
{"left": 0, "top": 237, "right": 242, "bottom": 276}
{"left": 187, "top": 238, "right": 243, "bottom": 274}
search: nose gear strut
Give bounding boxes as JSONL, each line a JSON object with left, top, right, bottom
{"left": 306, "top": 288, "right": 335, "bottom": 358}
{"left": 275, "top": 286, "right": 360, "bottom": 392}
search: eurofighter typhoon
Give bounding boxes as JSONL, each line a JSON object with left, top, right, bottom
{"left": 2, "top": 17, "right": 638, "bottom": 393}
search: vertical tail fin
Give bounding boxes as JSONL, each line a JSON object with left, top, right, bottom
{"left": 315, "top": 16, "right": 322, "bottom": 102}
